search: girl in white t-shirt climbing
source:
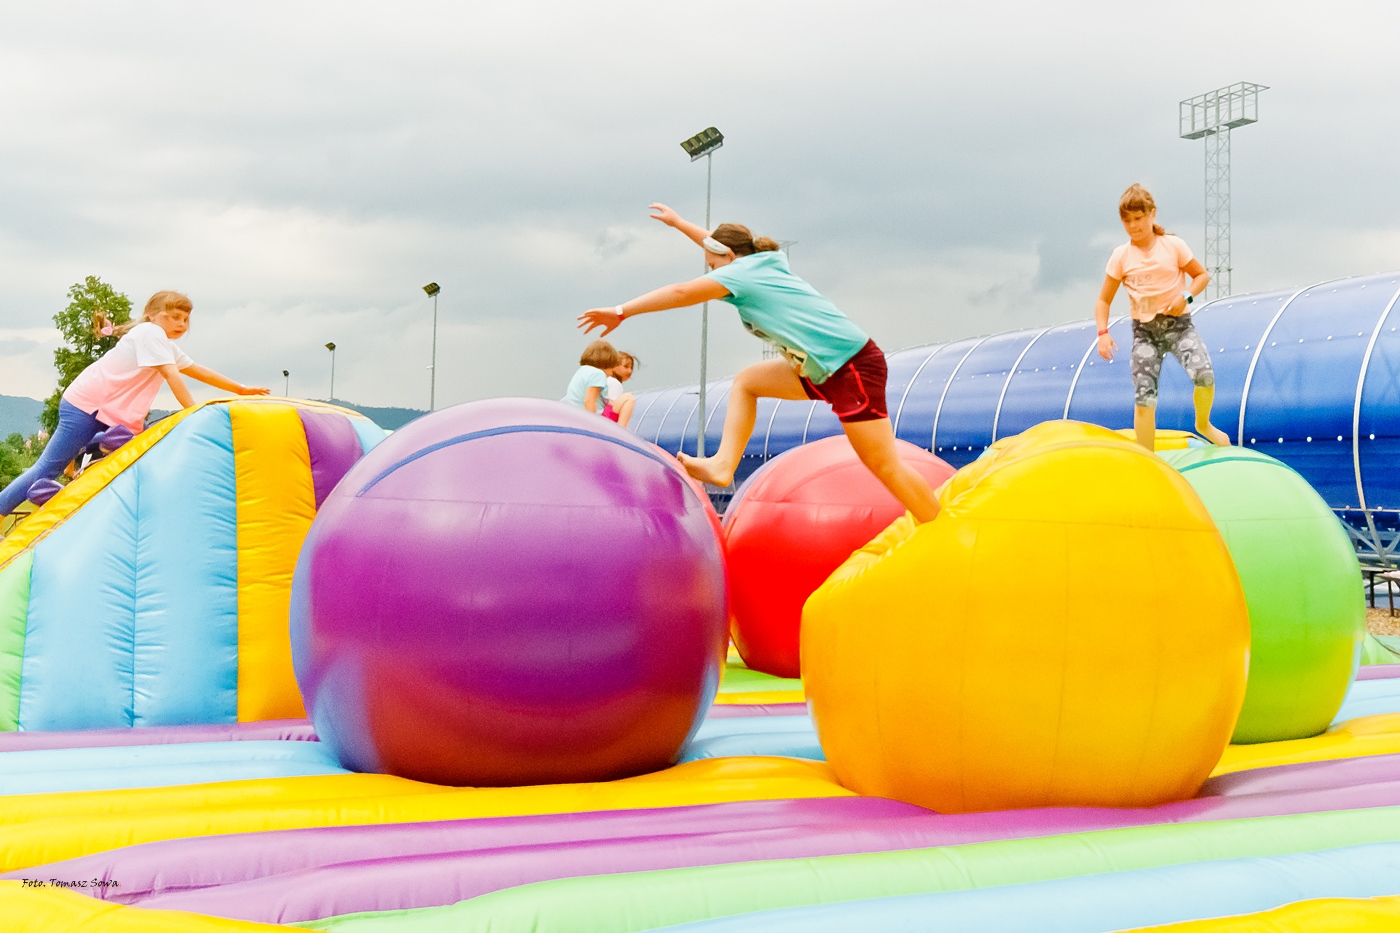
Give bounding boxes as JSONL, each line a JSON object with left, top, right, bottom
{"left": 0, "top": 290, "right": 269, "bottom": 517}
{"left": 1095, "top": 184, "right": 1231, "bottom": 450}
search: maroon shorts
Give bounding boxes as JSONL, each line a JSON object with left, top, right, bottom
{"left": 800, "top": 339, "right": 888, "bottom": 423}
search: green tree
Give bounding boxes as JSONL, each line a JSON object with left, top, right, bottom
{"left": 0, "top": 433, "right": 42, "bottom": 491}
{"left": 41, "top": 276, "right": 133, "bottom": 435}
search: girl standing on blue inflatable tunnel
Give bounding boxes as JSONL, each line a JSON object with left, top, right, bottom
{"left": 578, "top": 203, "right": 941, "bottom": 523}
{"left": 0, "top": 290, "right": 269, "bottom": 518}
{"left": 1095, "top": 184, "right": 1232, "bottom": 451}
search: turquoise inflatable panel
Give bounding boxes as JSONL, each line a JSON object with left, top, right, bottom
{"left": 20, "top": 468, "right": 138, "bottom": 729}
{"left": 0, "top": 740, "right": 345, "bottom": 795}
{"left": 351, "top": 418, "right": 386, "bottom": 455}
{"left": 682, "top": 715, "right": 824, "bottom": 762}
{"left": 133, "top": 406, "right": 238, "bottom": 725}
{"left": 664, "top": 841, "right": 1400, "bottom": 933}
{"left": 1333, "top": 678, "right": 1400, "bottom": 725}
{"left": 19, "top": 407, "right": 240, "bottom": 730}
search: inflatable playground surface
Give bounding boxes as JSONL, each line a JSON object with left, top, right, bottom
{"left": 2, "top": 393, "right": 1400, "bottom": 931}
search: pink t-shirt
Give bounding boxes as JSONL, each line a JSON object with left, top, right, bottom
{"left": 63, "top": 322, "right": 194, "bottom": 432}
{"left": 1105, "top": 234, "right": 1194, "bottom": 322}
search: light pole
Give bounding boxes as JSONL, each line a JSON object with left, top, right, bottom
{"left": 680, "top": 126, "right": 724, "bottom": 457}
{"left": 325, "top": 342, "right": 337, "bottom": 401}
{"left": 282, "top": 370, "right": 289, "bottom": 396}
{"left": 423, "top": 282, "right": 440, "bottom": 411}
{"left": 1179, "top": 82, "right": 1267, "bottom": 299}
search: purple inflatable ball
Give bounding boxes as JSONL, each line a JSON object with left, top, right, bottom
{"left": 290, "top": 398, "right": 729, "bottom": 787}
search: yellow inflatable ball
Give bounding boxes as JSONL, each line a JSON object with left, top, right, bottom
{"left": 802, "top": 421, "right": 1249, "bottom": 814}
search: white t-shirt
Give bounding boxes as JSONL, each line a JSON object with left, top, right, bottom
{"left": 63, "top": 322, "right": 194, "bottom": 432}
{"left": 1105, "top": 234, "right": 1194, "bottom": 322}
{"left": 606, "top": 377, "right": 625, "bottom": 406}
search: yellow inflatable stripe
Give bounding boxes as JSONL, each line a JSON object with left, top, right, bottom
{"left": 0, "top": 402, "right": 212, "bottom": 572}
{"left": 0, "top": 757, "right": 848, "bottom": 873}
{"left": 0, "top": 880, "right": 282, "bottom": 931}
{"left": 0, "top": 772, "right": 438, "bottom": 828}
{"left": 1212, "top": 712, "right": 1400, "bottom": 776}
{"left": 230, "top": 402, "right": 316, "bottom": 722}
{"left": 714, "top": 690, "right": 805, "bottom": 705}
{"left": 1122, "top": 894, "right": 1400, "bottom": 931}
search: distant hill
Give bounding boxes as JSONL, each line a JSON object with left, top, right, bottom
{"left": 0, "top": 395, "right": 44, "bottom": 439}
{"left": 319, "top": 400, "right": 426, "bottom": 431}
{"left": 153, "top": 399, "right": 429, "bottom": 432}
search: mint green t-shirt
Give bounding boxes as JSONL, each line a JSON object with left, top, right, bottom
{"left": 562, "top": 365, "right": 609, "bottom": 413}
{"left": 704, "top": 251, "right": 869, "bottom": 383}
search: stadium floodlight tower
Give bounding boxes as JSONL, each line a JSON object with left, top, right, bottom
{"left": 1179, "top": 82, "right": 1268, "bottom": 299}
{"left": 680, "top": 126, "right": 724, "bottom": 457}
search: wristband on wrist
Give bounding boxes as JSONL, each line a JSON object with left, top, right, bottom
{"left": 615, "top": 304, "right": 626, "bottom": 319}
{"left": 1097, "top": 328, "right": 1109, "bottom": 336}
{"left": 1182, "top": 291, "right": 1194, "bottom": 305}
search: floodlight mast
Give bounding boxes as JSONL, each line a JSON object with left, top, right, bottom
{"left": 325, "top": 342, "right": 337, "bottom": 401}
{"left": 423, "top": 282, "right": 441, "bottom": 411}
{"left": 1179, "top": 82, "right": 1267, "bottom": 299}
{"left": 680, "top": 126, "right": 723, "bottom": 458}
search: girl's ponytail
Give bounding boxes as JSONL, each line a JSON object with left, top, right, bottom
{"left": 712, "top": 223, "right": 781, "bottom": 256}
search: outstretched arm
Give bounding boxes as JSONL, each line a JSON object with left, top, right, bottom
{"left": 578, "top": 277, "right": 730, "bottom": 337}
{"left": 156, "top": 363, "right": 197, "bottom": 409}
{"left": 179, "top": 363, "right": 270, "bottom": 396}
{"left": 649, "top": 203, "right": 711, "bottom": 247}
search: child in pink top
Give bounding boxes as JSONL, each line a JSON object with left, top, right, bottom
{"left": 1094, "top": 184, "right": 1231, "bottom": 450}
{"left": 0, "top": 290, "right": 268, "bottom": 517}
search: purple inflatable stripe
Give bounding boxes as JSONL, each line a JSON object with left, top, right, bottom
{"left": 0, "top": 719, "right": 316, "bottom": 752}
{"left": 1359, "top": 664, "right": 1400, "bottom": 681}
{"left": 1199, "top": 751, "right": 1400, "bottom": 798}
{"left": 297, "top": 410, "right": 364, "bottom": 508}
{"left": 33, "top": 769, "right": 1400, "bottom": 924}
{"left": 706, "top": 703, "right": 809, "bottom": 719}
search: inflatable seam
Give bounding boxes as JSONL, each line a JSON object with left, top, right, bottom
{"left": 357, "top": 425, "right": 690, "bottom": 499}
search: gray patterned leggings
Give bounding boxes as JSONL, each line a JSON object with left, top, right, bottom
{"left": 1130, "top": 313, "right": 1215, "bottom": 408}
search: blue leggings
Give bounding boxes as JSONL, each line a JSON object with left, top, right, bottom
{"left": 0, "top": 400, "right": 109, "bottom": 516}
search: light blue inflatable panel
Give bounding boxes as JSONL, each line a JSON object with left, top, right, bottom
{"left": 0, "top": 740, "right": 345, "bottom": 795}
{"left": 659, "top": 841, "right": 1400, "bottom": 933}
{"left": 20, "top": 466, "right": 139, "bottom": 729}
{"left": 19, "top": 407, "right": 240, "bottom": 730}
{"left": 1333, "top": 678, "right": 1400, "bottom": 725}
{"left": 350, "top": 418, "right": 385, "bottom": 455}
{"left": 682, "top": 714, "right": 823, "bottom": 763}
{"left": 133, "top": 405, "right": 238, "bottom": 725}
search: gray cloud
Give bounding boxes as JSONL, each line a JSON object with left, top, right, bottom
{"left": 0, "top": 1, "right": 1397, "bottom": 408}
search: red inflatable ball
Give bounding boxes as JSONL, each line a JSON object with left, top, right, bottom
{"left": 722, "top": 436, "right": 955, "bottom": 678}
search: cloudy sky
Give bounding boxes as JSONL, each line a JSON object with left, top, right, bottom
{"left": 1, "top": 2, "right": 1397, "bottom": 411}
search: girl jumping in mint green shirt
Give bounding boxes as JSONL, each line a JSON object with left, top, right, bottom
{"left": 578, "top": 203, "right": 940, "bottom": 522}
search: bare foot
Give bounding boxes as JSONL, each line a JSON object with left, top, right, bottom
{"left": 676, "top": 453, "right": 735, "bottom": 487}
{"left": 1202, "top": 426, "right": 1232, "bottom": 447}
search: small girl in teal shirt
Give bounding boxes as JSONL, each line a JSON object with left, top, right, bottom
{"left": 562, "top": 340, "right": 622, "bottom": 415}
{"left": 579, "top": 204, "right": 940, "bottom": 522}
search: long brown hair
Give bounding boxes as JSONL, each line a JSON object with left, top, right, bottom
{"left": 103, "top": 290, "right": 193, "bottom": 338}
{"left": 1118, "top": 184, "right": 1167, "bottom": 236}
{"left": 710, "top": 223, "right": 781, "bottom": 257}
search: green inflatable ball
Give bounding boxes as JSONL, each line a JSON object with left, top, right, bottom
{"left": 1162, "top": 447, "right": 1365, "bottom": 744}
